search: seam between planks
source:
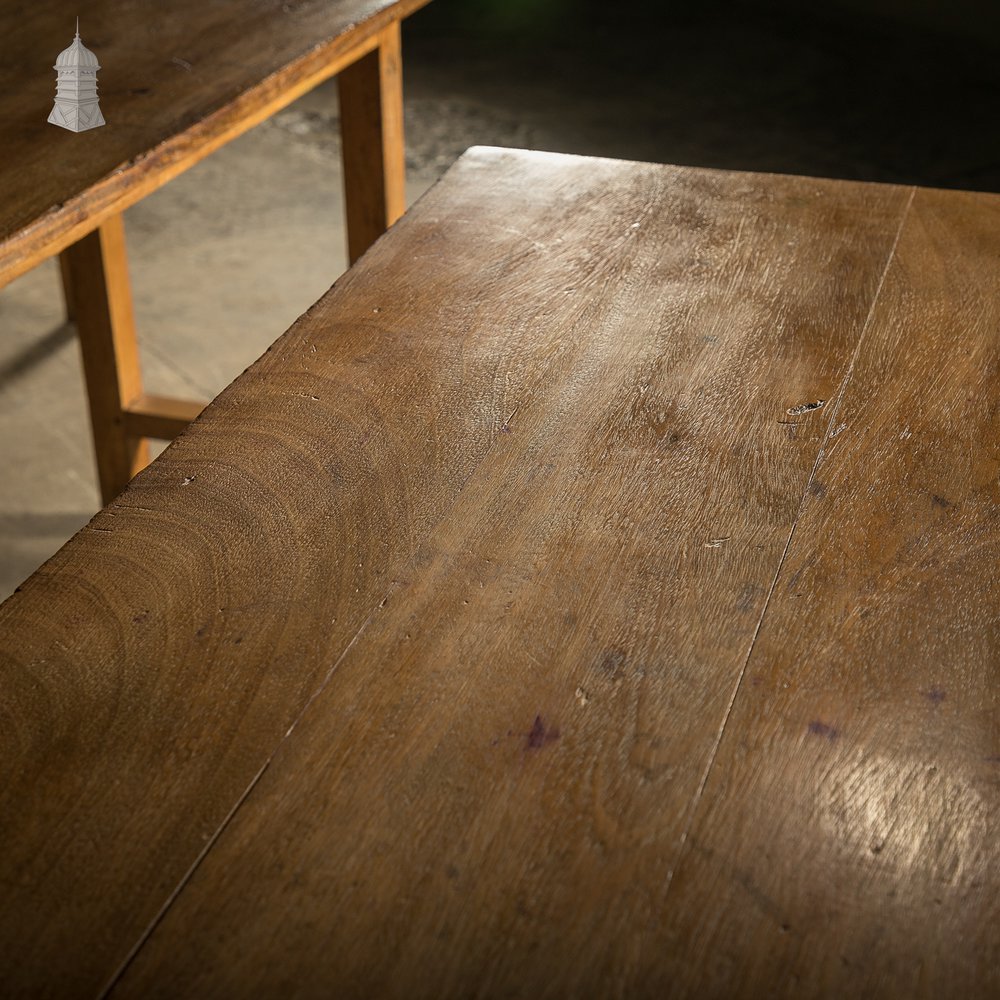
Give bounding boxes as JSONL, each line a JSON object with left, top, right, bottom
{"left": 97, "top": 447, "right": 488, "bottom": 998}
{"left": 94, "top": 246, "right": 628, "bottom": 997}
{"left": 659, "top": 184, "right": 918, "bottom": 895}
{"left": 91, "top": 181, "right": 919, "bottom": 994}
{"left": 95, "top": 596, "right": 380, "bottom": 1000}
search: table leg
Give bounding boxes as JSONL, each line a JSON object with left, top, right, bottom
{"left": 338, "top": 20, "right": 406, "bottom": 265}
{"left": 58, "top": 249, "right": 76, "bottom": 323}
{"left": 62, "top": 214, "right": 150, "bottom": 504}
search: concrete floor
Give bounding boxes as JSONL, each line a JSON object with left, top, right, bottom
{"left": 2, "top": 5, "right": 999, "bottom": 599}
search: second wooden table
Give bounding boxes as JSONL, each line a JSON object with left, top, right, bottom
{"left": 0, "top": 0, "right": 430, "bottom": 502}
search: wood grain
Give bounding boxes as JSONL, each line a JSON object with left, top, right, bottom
{"left": 70, "top": 150, "right": 912, "bottom": 997}
{"left": 0, "top": 0, "right": 430, "bottom": 288}
{"left": 648, "top": 185, "right": 1000, "bottom": 999}
{"left": 1, "top": 145, "right": 565, "bottom": 997}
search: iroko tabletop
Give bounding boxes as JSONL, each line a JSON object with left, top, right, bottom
{"left": 1, "top": 148, "right": 997, "bottom": 997}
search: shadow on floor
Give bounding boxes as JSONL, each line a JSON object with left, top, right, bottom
{"left": 0, "top": 321, "right": 75, "bottom": 385}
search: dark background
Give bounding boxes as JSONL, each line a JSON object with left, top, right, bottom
{"left": 404, "top": 0, "right": 1000, "bottom": 192}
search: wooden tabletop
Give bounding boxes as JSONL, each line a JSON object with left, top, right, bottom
{"left": 0, "top": 0, "right": 428, "bottom": 287}
{"left": 1, "top": 148, "right": 997, "bottom": 997}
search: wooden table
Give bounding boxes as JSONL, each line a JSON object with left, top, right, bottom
{"left": 1, "top": 148, "right": 997, "bottom": 997}
{"left": 0, "top": 0, "right": 429, "bottom": 504}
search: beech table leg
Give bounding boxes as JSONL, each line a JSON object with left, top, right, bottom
{"left": 338, "top": 20, "right": 406, "bottom": 265}
{"left": 58, "top": 249, "right": 76, "bottom": 323}
{"left": 62, "top": 214, "right": 150, "bottom": 504}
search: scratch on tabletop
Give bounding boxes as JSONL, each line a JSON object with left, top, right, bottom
{"left": 786, "top": 399, "right": 826, "bottom": 416}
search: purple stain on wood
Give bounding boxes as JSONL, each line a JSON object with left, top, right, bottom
{"left": 931, "top": 495, "right": 952, "bottom": 509}
{"left": 527, "top": 715, "right": 560, "bottom": 749}
{"left": 527, "top": 716, "right": 546, "bottom": 748}
{"left": 599, "top": 649, "right": 626, "bottom": 679}
{"left": 924, "top": 688, "right": 946, "bottom": 705}
{"left": 808, "top": 720, "right": 839, "bottom": 740}
{"left": 808, "top": 480, "right": 827, "bottom": 498}
{"left": 735, "top": 582, "right": 756, "bottom": 613}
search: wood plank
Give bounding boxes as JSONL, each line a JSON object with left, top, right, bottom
{"left": 0, "top": 147, "right": 716, "bottom": 998}
{"left": 340, "top": 21, "right": 407, "bottom": 264}
{"left": 62, "top": 213, "right": 149, "bottom": 504}
{"left": 0, "top": 0, "right": 430, "bottom": 288}
{"left": 642, "top": 186, "right": 1000, "bottom": 997}
{"left": 123, "top": 394, "right": 206, "bottom": 441}
{"left": 99, "top": 151, "right": 912, "bottom": 996}
{"left": 0, "top": 146, "right": 549, "bottom": 996}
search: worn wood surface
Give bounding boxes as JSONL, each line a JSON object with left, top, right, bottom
{"left": 1, "top": 149, "right": 995, "bottom": 997}
{"left": 654, "top": 184, "right": 1000, "bottom": 998}
{"left": 0, "top": 0, "right": 430, "bottom": 289}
